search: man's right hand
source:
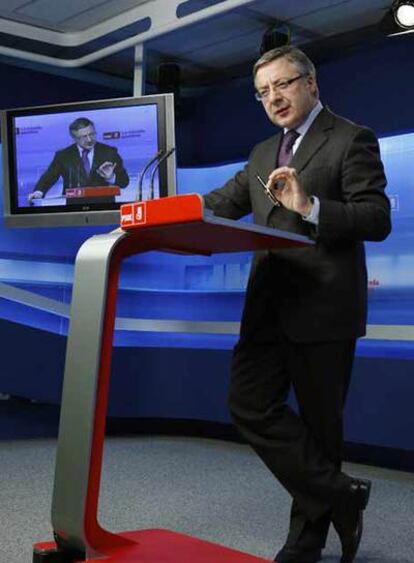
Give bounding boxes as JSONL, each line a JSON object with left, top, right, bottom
{"left": 27, "top": 191, "right": 43, "bottom": 203}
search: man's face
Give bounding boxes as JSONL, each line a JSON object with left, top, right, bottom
{"left": 254, "top": 57, "right": 318, "bottom": 130}
{"left": 71, "top": 124, "right": 97, "bottom": 150}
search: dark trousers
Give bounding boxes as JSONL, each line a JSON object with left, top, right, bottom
{"left": 229, "top": 334, "right": 355, "bottom": 549}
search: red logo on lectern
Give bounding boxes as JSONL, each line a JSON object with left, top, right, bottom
{"left": 120, "top": 204, "right": 133, "bottom": 227}
{"left": 120, "top": 202, "right": 147, "bottom": 228}
{"left": 134, "top": 202, "right": 146, "bottom": 224}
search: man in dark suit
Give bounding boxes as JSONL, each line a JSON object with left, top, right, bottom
{"left": 204, "top": 46, "right": 391, "bottom": 563}
{"left": 27, "top": 117, "right": 129, "bottom": 202}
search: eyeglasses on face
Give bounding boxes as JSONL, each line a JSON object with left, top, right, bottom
{"left": 254, "top": 74, "right": 307, "bottom": 102}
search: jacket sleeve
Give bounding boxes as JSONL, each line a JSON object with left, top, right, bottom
{"left": 34, "top": 152, "right": 62, "bottom": 195}
{"left": 112, "top": 148, "right": 129, "bottom": 188}
{"left": 317, "top": 127, "right": 391, "bottom": 242}
{"left": 203, "top": 162, "right": 252, "bottom": 220}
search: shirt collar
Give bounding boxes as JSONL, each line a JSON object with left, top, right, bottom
{"left": 283, "top": 100, "right": 323, "bottom": 138}
{"left": 77, "top": 145, "right": 95, "bottom": 156}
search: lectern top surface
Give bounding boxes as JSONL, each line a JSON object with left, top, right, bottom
{"left": 119, "top": 194, "right": 313, "bottom": 256}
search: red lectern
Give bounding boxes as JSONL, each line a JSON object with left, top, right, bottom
{"left": 33, "top": 194, "right": 313, "bottom": 563}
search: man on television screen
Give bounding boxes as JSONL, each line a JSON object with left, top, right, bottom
{"left": 27, "top": 117, "right": 129, "bottom": 202}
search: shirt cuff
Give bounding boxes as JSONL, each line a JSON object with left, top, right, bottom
{"left": 302, "top": 195, "right": 320, "bottom": 225}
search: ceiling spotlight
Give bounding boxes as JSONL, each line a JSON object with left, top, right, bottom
{"left": 393, "top": 0, "right": 414, "bottom": 29}
{"left": 260, "top": 23, "right": 291, "bottom": 55}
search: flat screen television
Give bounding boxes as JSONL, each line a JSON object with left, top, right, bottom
{"left": 1, "top": 93, "right": 176, "bottom": 227}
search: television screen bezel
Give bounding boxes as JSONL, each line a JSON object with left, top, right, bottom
{"left": 1, "top": 93, "right": 176, "bottom": 227}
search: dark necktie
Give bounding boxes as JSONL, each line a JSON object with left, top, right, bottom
{"left": 278, "top": 129, "right": 300, "bottom": 167}
{"left": 82, "top": 148, "right": 91, "bottom": 175}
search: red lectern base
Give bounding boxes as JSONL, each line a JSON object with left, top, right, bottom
{"left": 33, "top": 529, "right": 271, "bottom": 562}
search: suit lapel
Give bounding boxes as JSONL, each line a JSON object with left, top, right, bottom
{"left": 71, "top": 144, "right": 88, "bottom": 183}
{"left": 262, "top": 133, "right": 282, "bottom": 176}
{"left": 256, "top": 134, "right": 282, "bottom": 215}
{"left": 70, "top": 144, "right": 81, "bottom": 163}
{"left": 290, "top": 107, "right": 334, "bottom": 173}
{"left": 90, "top": 142, "right": 102, "bottom": 175}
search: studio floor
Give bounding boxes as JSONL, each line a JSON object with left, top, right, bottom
{"left": 0, "top": 435, "right": 413, "bottom": 562}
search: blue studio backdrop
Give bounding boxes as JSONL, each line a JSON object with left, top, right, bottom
{"left": 0, "top": 35, "right": 413, "bottom": 456}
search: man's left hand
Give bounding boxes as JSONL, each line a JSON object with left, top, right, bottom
{"left": 267, "top": 166, "right": 312, "bottom": 216}
{"left": 97, "top": 161, "right": 117, "bottom": 180}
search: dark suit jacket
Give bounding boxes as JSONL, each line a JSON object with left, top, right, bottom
{"left": 204, "top": 107, "right": 391, "bottom": 343}
{"left": 35, "top": 142, "right": 129, "bottom": 194}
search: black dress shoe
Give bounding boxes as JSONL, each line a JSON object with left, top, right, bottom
{"left": 332, "top": 478, "right": 371, "bottom": 563}
{"left": 274, "top": 545, "right": 322, "bottom": 563}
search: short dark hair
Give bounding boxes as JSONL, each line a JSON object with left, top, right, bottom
{"left": 69, "top": 117, "right": 95, "bottom": 136}
{"left": 253, "top": 46, "right": 316, "bottom": 80}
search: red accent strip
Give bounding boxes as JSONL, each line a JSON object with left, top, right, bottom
{"left": 66, "top": 186, "right": 121, "bottom": 198}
